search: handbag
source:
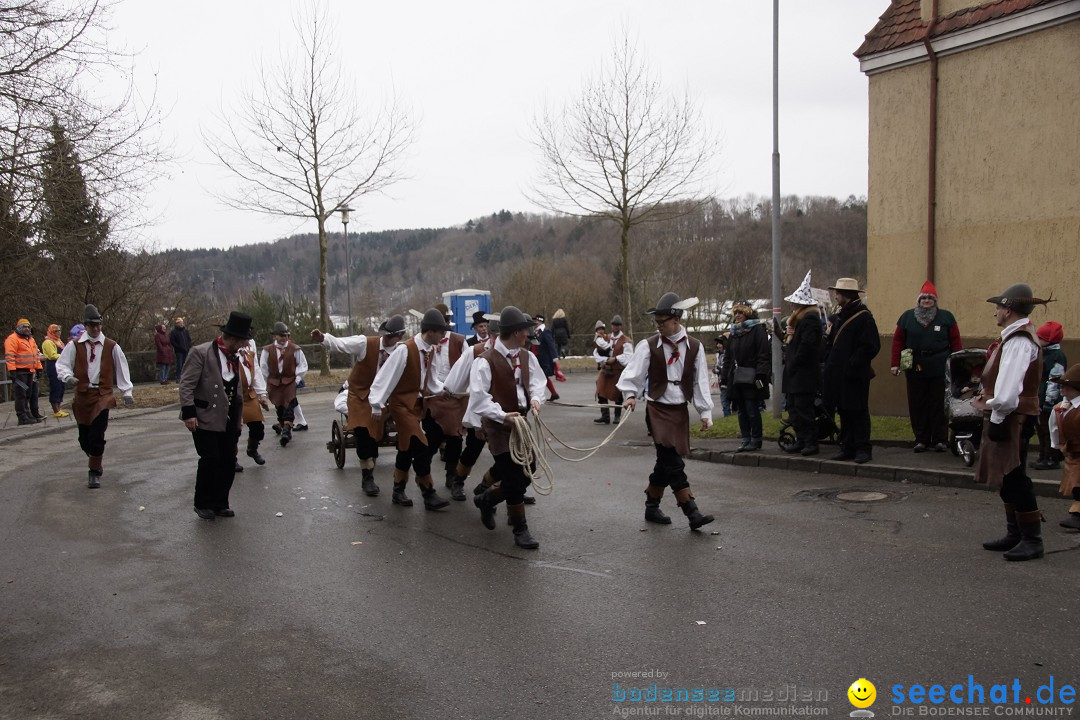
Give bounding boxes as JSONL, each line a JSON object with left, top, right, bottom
{"left": 733, "top": 363, "right": 756, "bottom": 386}
{"left": 899, "top": 348, "right": 914, "bottom": 372}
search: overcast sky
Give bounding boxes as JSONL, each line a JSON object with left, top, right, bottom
{"left": 112, "top": 1, "right": 885, "bottom": 251}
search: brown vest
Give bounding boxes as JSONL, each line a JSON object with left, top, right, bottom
{"left": 482, "top": 347, "right": 532, "bottom": 413}
{"left": 265, "top": 341, "right": 299, "bottom": 407}
{"left": 1060, "top": 406, "right": 1080, "bottom": 457}
{"left": 981, "top": 325, "right": 1041, "bottom": 416}
{"left": 239, "top": 346, "right": 263, "bottom": 423}
{"left": 646, "top": 333, "right": 700, "bottom": 402}
{"left": 447, "top": 332, "right": 465, "bottom": 368}
{"left": 387, "top": 339, "right": 426, "bottom": 449}
{"left": 73, "top": 337, "right": 117, "bottom": 425}
{"left": 346, "top": 336, "right": 384, "bottom": 436}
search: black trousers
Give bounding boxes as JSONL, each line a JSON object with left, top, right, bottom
{"left": 422, "top": 410, "right": 462, "bottom": 475}
{"left": 788, "top": 392, "right": 816, "bottom": 446}
{"left": 77, "top": 410, "right": 110, "bottom": 458}
{"left": 193, "top": 427, "right": 240, "bottom": 510}
{"left": 246, "top": 420, "right": 264, "bottom": 450}
{"left": 394, "top": 436, "right": 432, "bottom": 476}
{"left": 648, "top": 444, "right": 689, "bottom": 492}
{"left": 837, "top": 406, "right": 872, "bottom": 454}
{"left": 999, "top": 416, "right": 1039, "bottom": 512}
{"left": 491, "top": 451, "right": 532, "bottom": 505}
{"left": 459, "top": 427, "right": 486, "bottom": 468}
{"left": 353, "top": 427, "right": 379, "bottom": 461}
{"left": 275, "top": 398, "right": 298, "bottom": 424}
{"left": 12, "top": 370, "right": 40, "bottom": 420}
{"left": 906, "top": 374, "right": 947, "bottom": 445}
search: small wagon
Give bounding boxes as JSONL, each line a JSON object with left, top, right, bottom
{"left": 326, "top": 414, "right": 397, "bottom": 469}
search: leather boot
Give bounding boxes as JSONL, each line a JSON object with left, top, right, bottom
{"left": 594, "top": 407, "right": 610, "bottom": 424}
{"left": 417, "top": 475, "right": 449, "bottom": 510}
{"left": 87, "top": 457, "right": 103, "bottom": 488}
{"left": 982, "top": 504, "right": 1020, "bottom": 551}
{"left": 507, "top": 503, "right": 539, "bottom": 549}
{"left": 644, "top": 487, "right": 671, "bottom": 524}
{"left": 675, "top": 487, "right": 714, "bottom": 530}
{"left": 280, "top": 422, "right": 292, "bottom": 447}
{"left": 474, "top": 485, "right": 503, "bottom": 530}
{"left": 391, "top": 469, "right": 412, "bottom": 507}
{"left": 448, "top": 461, "right": 469, "bottom": 501}
{"left": 234, "top": 460, "right": 244, "bottom": 473}
{"left": 87, "top": 471, "right": 101, "bottom": 489}
{"left": 1003, "top": 510, "right": 1044, "bottom": 561}
{"left": 445, "top": 466, "right": 456, "bottom": 489}
{"left": 473, "top": 468, "right": 495, "bottom": 496}
{"left": 247, "top": 445, "right": 266, "bottom": 465}
{"left": 361, "top": 469, "right": 380, "bottom": 497}
{"left": 613, "top": 408, "right": 622, "bottom": 425}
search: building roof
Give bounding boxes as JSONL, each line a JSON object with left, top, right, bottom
{"left": 855, "top": 0, "right": 1056, "bottom": 58}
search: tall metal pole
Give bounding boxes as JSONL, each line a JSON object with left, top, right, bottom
{"left": 770, "top": 0, "right": 783, "bottom": 417}
{"left": 340, "top": 206, "right": 353, "bottom": 333}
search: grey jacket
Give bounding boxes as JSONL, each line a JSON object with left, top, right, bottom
{"left": 179, "top": 341, "right": 243, "bottom": 433}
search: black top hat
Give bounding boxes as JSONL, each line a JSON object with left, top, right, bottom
{"left": 84, "top": 304, "right": 103, "bottom": 324}
{"left": 220, "top": 311, "right": 254, "bottom": 340}
{"left": 498, "top": 306, "right": 533, "bottom": 332}
{"left": 420, "top": 308, "right": 451, "bottom": 332}
{"left": 382, "top": 314, "right": 406, "bottom": 336}
{"left": 646, "top": 292, "right": 683, "bottom": 317}
{"left": 471, "top": 310, "right": 489, "bottom": 328}
{"left": 533, "top": 313, "right": 545, "bottom": 323}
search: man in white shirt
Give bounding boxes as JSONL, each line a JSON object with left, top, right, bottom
{"left": 56, "top": 304, "right": 133, "bottom": 489}
{"left": 311, "top": 314, "right": 406, "bottom": 496}
{"left": 596, "top": 314, "right": 632, "bottom": 425}
{"left": 469, "top": 307, "right": 547, "bottom": 549}
{"left": 975, "top": 283, "right": 1051, "bottom": 561}
{"left": 617, "top": 292, "right": 715, "bottom": 530}
{"left": 368, "top": 309, "right": 451, "bottom": 511}
{"left": 259, "top": 322, "right": 307, "bottom": 447}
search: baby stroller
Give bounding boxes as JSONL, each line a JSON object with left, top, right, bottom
{"left": 777, "top": 397, "right": 839, "bottom": 451}
{"left": 945, "top": 348, "right": 987, "bottom": 467}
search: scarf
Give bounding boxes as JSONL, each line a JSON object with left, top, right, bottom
{"left": 729, "top": 318, "right": 763, "bottom": 338}
{"left": 46, "top": 325, "right": 63, "bottom": 348}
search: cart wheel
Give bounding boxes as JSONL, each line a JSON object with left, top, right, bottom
{"left": 949, "top": 438, "right": 960, "bottom": 456}
{"left": 331, "top": 420, "right": 346, "bottom": 469}
{"left": 777, "top": 429, "right": 798, "bottom": 452}
{"left": 959, "top": 438, "right": 976, "bottom": 467}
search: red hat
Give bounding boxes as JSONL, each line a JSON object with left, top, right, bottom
{"left": 918, "top": 280, "right": 937, "bottom": 299}
{"left": 1037, "top": 321, "right": 1063, "bottom": 345}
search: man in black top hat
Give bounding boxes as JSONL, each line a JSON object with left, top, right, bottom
{"left": 56, "top": 304, "right": 134, "bottom": 488}
{"left": 466, "top": 311, "right": 489, "bottom": 347}
{"left": 179, "top": 311, "right": 252, "bottom": 519}
{"left": 618, "top": 292, "right": 715, "bottom": 530}
{"left": 975, "top": 282, "right": 1051, "bottom": 561}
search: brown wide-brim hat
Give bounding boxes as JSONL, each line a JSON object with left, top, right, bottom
{"left": 827, "top": 277, "right": 865, "bottom": 293}
{"left": 1059, "top": 363, "right": 1080, "bottom": 390}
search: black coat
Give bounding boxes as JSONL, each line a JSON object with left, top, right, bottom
{"left": 720, "top": 322, "right": 771, "bottom": 401}
{"left": 552, "top": 317, "right": 570, "bottom": 344}
{"left": 782, "top": 311, "right": 822, "bottom": 395}
{"left": 170, "top": 326, "right": 192, "bottom": 354}
{"left": 536, "top": 327, "right": 558, "bottom": 376}
{"left": 822, "top": 300, "right": 880, "bottom": 412}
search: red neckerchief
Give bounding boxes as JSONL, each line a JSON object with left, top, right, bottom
{"left": 436, "top": 337, "right": 449, "bottom": 354}
{"left": 507, "top": 351, "right": 521, "bottom": 372}
{"left": 88, "top": 338, "right": 101, "bottom": 362}
{"left": 216, "top": 338, "right": 238, "bottom": 375}
{"left": 662, "top": 335, "right": 684, "bottom": 365}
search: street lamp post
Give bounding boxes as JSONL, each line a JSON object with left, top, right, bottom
{"left": 340, "top": 206, "right": 353, "bottom": 332}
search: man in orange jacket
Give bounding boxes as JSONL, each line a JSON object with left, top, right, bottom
{"left": 5, "top": 318, "right": 44, "bottom": 425}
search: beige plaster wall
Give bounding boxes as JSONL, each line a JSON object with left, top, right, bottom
{"left": 865, "top": 21, "right": 1080, "bottom": 350}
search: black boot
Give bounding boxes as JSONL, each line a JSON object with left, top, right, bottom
{"left": 449, "top": 477, "right": 467, "bottom": 501}
{"left": 678, "top": 497, "right": 714, "bottom": 530}
{"left": 280, "top": 423, "right": 292, "bottom": 447}
{"left": 800, "top": 444, "right": 819, "bottom": 456}
{"left": 594, "top": 409, "right": 610, "bottom": 424}
{"left": 1003, "top": 510, "right": 1044, "bottom": 561}
{"left": 361, "top": 469, "right": 380, "bottom": 497}
{"left": 472, "top": 469, "right": 494, "bottom": 496}
{"left": 645, "top": 499, "right": 672, "bottom": 525}
{"left": 419, "top": 477, "right": 449, "bottom": 510}
{"left": 474, "top": 486, "right": 502, "bottom": 530}
{"left": 87, "top": 470, "right": 101, "bottom": 489}
{"left": 982, "top": 504, "right": 1020, "bottom": 551}
{"left": 234, "top": 460, "right": 244, "bottom": 473}
{"left": 613, "top": 408, "right": 622, "bottom": 425}
{"left": 247, "top": 447, "right": 266, "bottom": 465}
{"left": 445, "top": 467, "right": 455, "bottom": 490}
{"left": 391, "top": 482, "right": 413, "bottom": 507}
{"left": 507, "top": 503, "right": 539, "bottom": 549}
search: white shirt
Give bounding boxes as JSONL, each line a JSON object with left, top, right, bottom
{"left": 596, "top": 331, "right": 633, "bottom": 367}
{"left": 432, "top": 333, "right": 454, "bottom": 382}
{"left": 446, "top": 338, "right": 496, "bottom": 429}
{"left": 259, "top": 342, "right": 308, "bottom": 383}
{"left": 320, "top": 332, "right": 395, "bottom": 369}
{"left": 368, "top": 334, "right": 444, "bottom": 412}
{"left": 334, "top": 381, "right": 350, "bottom": 415}
{"left": 986, "top": 318, "right": 1040, "bottom": 424}
{"left": 617, "top": 330, "right": 713, "bottom": 422}
{"left": 1049, "top": 395, "right": 1080, "bottom": 450}
{"left": 467, "top": 338, "right": 546, "bottom": 424}
{"left": 56, "top": 332, "right": 133, "bottom": 398}
{"left": 238, "top": 339, "right": 267, "bottom": 397}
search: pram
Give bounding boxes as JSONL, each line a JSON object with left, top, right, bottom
{"left": 945, "top": 348, "right": 987, "bottom": 467}
{"left": 777, "top": 397, "right": 838, "bottom": 451}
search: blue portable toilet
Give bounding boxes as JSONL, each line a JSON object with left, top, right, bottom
{"left": 442, "top": 289, "right": 491, "bottom": 335}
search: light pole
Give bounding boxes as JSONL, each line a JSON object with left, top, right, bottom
{"left": 340, "top": 206, "right": 353, "bottom": 332}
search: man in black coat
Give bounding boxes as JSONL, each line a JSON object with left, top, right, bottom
{"left": 822, "top": 278, "right": 880, "bottom": 463}
{"left": 169, "top": 317, "right": 192, "bottom": 382}
{"left": 533, "top": 313, "right": 560, "bottom": 401}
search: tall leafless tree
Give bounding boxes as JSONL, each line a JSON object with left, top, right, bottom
{"left": 529, "top": 29, "right": 718, "bottom": 337}
{"left": 204, "top": 2, "right": 414, "bottom": 374}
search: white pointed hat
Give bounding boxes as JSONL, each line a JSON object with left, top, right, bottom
{"left": 784, "top": 271, "right": 816, "bottom": 306}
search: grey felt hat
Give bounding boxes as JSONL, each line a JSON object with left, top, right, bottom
{"left": 272, "top": 321, "right": 289, "bottom": 336}
{"left": 84, "top": 304, "right": 103, "bottom": 323}
{"left": 382, "top": 314, "right": 406, "bottom": 336}
{"left": 986, "top": 282, "right": 1051, "bottom": 316}
{"left": 498, "top": 306, "right": 533, "bottom": 332}
{"left": 420, "top": 308, "right": 451, "bottom": 332}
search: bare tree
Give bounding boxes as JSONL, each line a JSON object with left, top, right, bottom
{"left": 529, "top": 29, "right": 718, "bottom": 337}
{"left": 204, "top": 1, "right": 414, "bottom": 374}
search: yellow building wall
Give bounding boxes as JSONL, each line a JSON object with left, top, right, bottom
{"left": 864, "top": 20, "right": 1080, "bottom": 414}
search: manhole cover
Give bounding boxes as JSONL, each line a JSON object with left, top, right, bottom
{"left": 835, "top": 491, "right": 889, "bottom": 503}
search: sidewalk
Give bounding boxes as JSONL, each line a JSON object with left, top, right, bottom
{"left": 690, "top": 436, "right": 1064, "bottom": 499}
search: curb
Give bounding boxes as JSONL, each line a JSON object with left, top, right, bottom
{"left": 689, "top": 447, "right": 1062, "bottom": 499}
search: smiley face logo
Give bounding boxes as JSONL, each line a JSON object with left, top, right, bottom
{"left": 847, "top": 678, "right": 876, "bottom": 709}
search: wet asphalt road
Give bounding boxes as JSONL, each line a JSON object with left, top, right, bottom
{"left": 2, "top": 374, "right": 1079, "bottom": 720}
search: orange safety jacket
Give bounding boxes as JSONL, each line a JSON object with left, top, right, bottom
{"left": 4, "top": 332, "right": 42, "bottom": 372}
